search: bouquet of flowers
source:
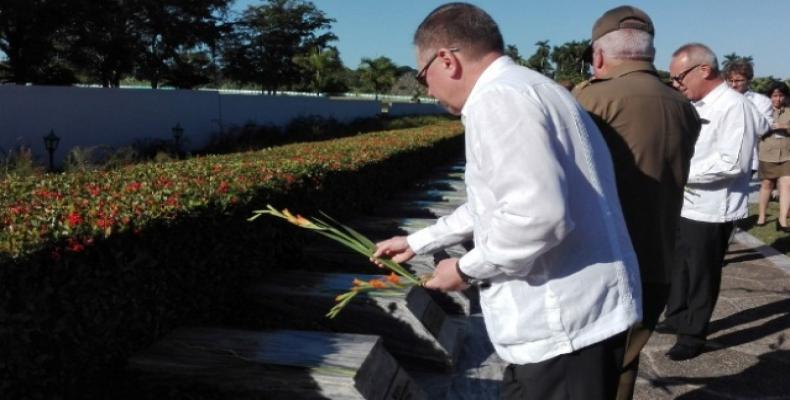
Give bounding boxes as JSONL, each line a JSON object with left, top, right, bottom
{"left": 249, "top": 205, "right": 422, "bottom": 318}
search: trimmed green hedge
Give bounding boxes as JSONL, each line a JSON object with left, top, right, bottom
{"left": 0, "top": 121, "right": 464, "bottom": 399}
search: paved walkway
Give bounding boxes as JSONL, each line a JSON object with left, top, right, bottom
{"left": 633, "top": 238, "right": 790, "bottom": 399}
{"left": 628, "top": 176, "right": 790, "bottom": 399}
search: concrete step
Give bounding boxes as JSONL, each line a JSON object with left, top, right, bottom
{"left": 127, "top": 327, "right": 427, "bottom": 400}
{"left": 247, "top": 271, "right": 467, "bottom": 371}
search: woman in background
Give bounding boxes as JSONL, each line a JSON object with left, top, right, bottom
{"left": 756, "top": 81, "right": 790, "bottom": 231}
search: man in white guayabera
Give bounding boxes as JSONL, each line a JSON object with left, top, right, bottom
{"left": 657, "top": 43, "right": 769, "bottom": 361}
{"left": 372, "top": 3, "right": 642, "bottom": 399}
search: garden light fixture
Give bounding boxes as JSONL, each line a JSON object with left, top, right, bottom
{"left": 43, "top": 129, "right": 60, "bottom": 171}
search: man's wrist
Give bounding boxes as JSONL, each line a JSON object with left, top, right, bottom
{"left": 455, "top": 259, "right": 472, "bottom": 284}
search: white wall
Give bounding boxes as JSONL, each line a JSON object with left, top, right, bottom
{"left": 0, "top": 85, "right": 444, "bottom": 165}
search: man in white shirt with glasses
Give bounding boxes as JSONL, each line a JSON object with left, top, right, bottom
{"left": 373, "top": 3, "right": 641, "bottom": 399}
{"left": 658, "top": 43, "right": 770, "bottom": 361}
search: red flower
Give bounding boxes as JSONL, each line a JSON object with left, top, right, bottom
{"left": 96, "top": 218, "right": 113, "bottom": 229}
{"left": 66, "top": 238, "right": 84, "bottom": 252}
{"left": 67, "top": 212, "right": 83, "bottom": 227}
{"left": 86, "top": 184, "right": 101, "bottom": 197}
{"left": 217, "top": 181, "right": 229, "bottom": 193}
{"left": 126, "top": 181, "right": 142, "bottom": 192}
{"left": 35, "top": 189, "right": 62, "bottom": 200}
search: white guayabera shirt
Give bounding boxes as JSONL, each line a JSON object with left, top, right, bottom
{"left": 682, "top": 83, "right": 770, "bottom": 223}
{"left": 406, "top": 56, "right": 642, "bottom": 365}
{"left": 744, "top": 90, "right": 773, "bottom": 170}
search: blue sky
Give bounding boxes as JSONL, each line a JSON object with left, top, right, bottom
{"left": 233, "top": 1, "right": 789, "bottom": 78}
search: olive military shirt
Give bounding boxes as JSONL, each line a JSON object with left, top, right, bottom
{"left": 573, "top": 61, "right": 701, "bottom": 284}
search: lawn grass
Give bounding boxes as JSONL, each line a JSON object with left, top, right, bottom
{"left": 741, "top": 202, "right": 790, "bottom": 255}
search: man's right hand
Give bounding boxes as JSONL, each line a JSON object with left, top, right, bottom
{"left": 371, "top": 236, "right": 415, "bottom": 267}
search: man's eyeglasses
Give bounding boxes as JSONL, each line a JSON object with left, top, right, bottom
{"left": 416, "top": 48, "right": 459, "bottom": 87}
{"left": 670, "top": 64, "right": 700, "bottom": 85}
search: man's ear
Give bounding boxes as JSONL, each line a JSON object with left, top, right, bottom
{"left": 438, "top": 47, "right": 461, "bottom": 79}
{"left": 700, "top": 64, "right": 715, "bottom": 79}
{"left": 593, "top": 48, "right": 605, "bottom": 71}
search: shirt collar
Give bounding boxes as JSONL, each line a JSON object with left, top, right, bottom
{"left": 595, "top": 60, "right": 656, "bottom": 80}
{"left": 461, "top": 55, "right": 513, "bottom": 116}
{"left": 694, "top": 82, "right": 729, "bottom": 108}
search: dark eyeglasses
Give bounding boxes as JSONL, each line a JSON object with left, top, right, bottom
{"left": 670, "top": 64, "right": 701, "bottom": 85}
{"left": 416, "top": 48, "right": 459, "bottom": 87}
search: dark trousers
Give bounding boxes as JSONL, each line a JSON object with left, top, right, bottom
{"left": 501, "top": 331, "right": 627, "bottom": 400}
{"left": 664, "top": 217, "right": 734, "bottom": 345}
{"left": 616, "top": 283, "right": 670, "bottom": 400}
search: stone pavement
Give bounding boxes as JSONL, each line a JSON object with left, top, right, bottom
{"left": 632, "top": 238, "right": 790, "bottom": 399}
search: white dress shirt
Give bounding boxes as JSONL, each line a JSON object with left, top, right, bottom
{"left": 406, "top": 56, "right": 641, "bottom": 364}
{"left": 682, "top": 83, "right": 770, "bottom": 222}
{"left": 744, "top": 90, "right": 774, "bottom": 169}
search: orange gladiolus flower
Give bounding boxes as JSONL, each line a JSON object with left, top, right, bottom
{"left": 369, "top": 279, "right": 386, "bottom": 289}
{"left": 294, "top": 215, "right": 315, "bottom": 228}
{"left": 387, "top": 273, "right": 400, "bottom": 284}
{"left": 282, "top": 209, "right": 299, "bottom": 224}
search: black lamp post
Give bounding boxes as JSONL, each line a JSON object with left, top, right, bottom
{"left": 171, "top": 123, "right": 184, "bottom": 149}
{"left": 43, "top": 129, "right": 60, "bottom": 171}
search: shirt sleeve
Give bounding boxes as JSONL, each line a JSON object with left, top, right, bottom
{"left": 455, "top": 85, "right": 574, "bottom": 279}
{"left": 407, "top": 202, "right": 474, "bottom": 254}
{"left": 687, "top": 102, "right": 760, "bottom": 184}
{"left": 752, "top": 93, "right": 774, "bottom": 127}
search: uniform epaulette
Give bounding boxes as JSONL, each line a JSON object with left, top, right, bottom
{"left": 571, "top": 79, "right": 592, "bottom": 95}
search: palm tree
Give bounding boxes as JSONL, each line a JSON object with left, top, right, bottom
{"left": 526, "top": 40, "right": 553, "bottom": 76}
{"left": 722, "top": 52, "right": 754, "bottom": 70}
{"left": 294, "top": 46, "right": 343, "bottom": 94}
{"left": 358, "top": 56, "right": 397, "bottom": 100}
{"left": 505, "top": 44, "right": 527, "bottom": 66}
{"left": 550, "top": 40, "right": 590, "bottom": 84}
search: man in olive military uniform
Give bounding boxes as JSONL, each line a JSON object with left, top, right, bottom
{"left": 573, "top": 6, "right": 701, "bottom": 400}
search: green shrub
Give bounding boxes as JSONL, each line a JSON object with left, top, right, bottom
{"left": 0, "top": 146, "right": 41, "bottom": 177}
{"left": 199, "top": 114, "right": 454, "bottom": 155}
{"left": 0, "top": 121, "right": 464, "bottom": 399}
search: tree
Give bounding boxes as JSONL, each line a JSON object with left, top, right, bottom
{"left": 388, "top": 67, "right": 427, "bottom": 101}
{"left": 357, "top": 56, "right": 397, "bottom": 100}
{"left": 161, "top": 50, "right": 216, "bottom": 89}
{"left": 0, "top": 0, "right": 75, "bottom": 84}
{"left": 134, "top": 0, "right": 230, "bottom": 89}
{"left": 221, "top": 0, "right": 336, "bottom": 94}
{"left": 551, "top": 40, "right": 590, "bottom": 84}
{"left": 66, "top": 0, "right": 145, "bottom": 87}
{"left": 722, "top": 52, "right": 753, "bottom": 70}
{"left": 504, "top": 44, "right": 527, "bottom": 66}
{"left": 293, "top": 45, "right": 346, "bottom": 94}
{"left": 65, "top": 0, "right": 230, "bottom": 88}
{"left": 752, "top": 75, "right": 782, "bottom": 95}
{"left": 526, "top": 40, "right": 553, "bottom": 76}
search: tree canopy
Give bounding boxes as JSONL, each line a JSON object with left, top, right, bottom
{"left": 0, "top": 2, "right": 784, "bottom": 94}
{"left": 221, "top": 0, "right": 336, "bottom": 94}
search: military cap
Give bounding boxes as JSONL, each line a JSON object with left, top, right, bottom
{"left": 582, "top": 5, "right": 654, "bottom": 62}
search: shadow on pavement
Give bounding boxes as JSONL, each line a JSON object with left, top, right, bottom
{"left": 707, "top": 297, "right": 790, "bottom": 350}
{"left": 669, "top": 350, "right": 790, "bottom": 399}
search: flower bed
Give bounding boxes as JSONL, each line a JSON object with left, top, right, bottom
{"left": 0, "top": 121, "right": 463, "bottom": 399}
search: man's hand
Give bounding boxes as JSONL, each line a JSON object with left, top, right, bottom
{"left": 371, "top": 236, "right": 416, "bottom": 267}
{"left": 424, "top": 257, "right": 469, "bottom": 292}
